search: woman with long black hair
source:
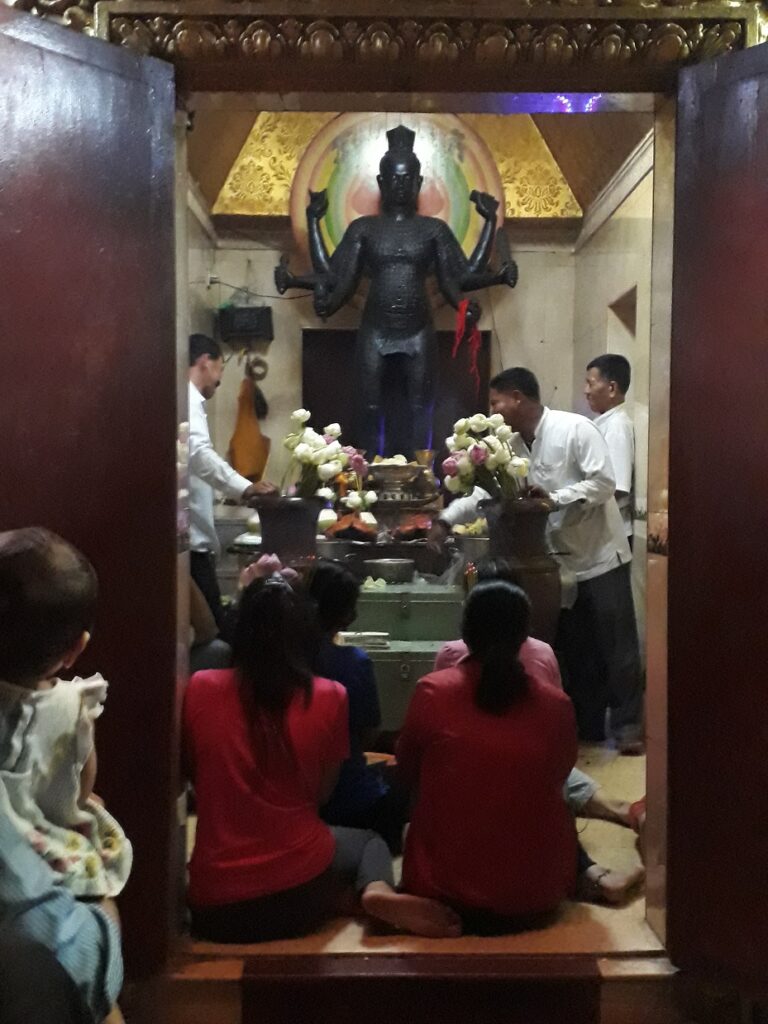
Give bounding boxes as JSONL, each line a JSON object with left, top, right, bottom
{"left": 398, "top": 580, "right": 579, "bottom": 931}
{"left": 183, "top": 575, "right": 460, "bottom": 942}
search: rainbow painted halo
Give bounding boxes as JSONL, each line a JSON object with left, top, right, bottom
{"left": 290, "top": 112, "right": 504, "bottom": 259}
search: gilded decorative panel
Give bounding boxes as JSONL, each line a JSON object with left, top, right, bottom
{"left": 215, "top": 111, "right": 580, "bottom": 219}
{"left": 465, "top": 115, "right": 581, "bottom": 218}
{"left": 213, "top": 112, "right": 336, "bottom": 216}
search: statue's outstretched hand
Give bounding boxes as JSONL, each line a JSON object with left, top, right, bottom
{"left": 307, "top": 189, "right": 329, "bottom": 220}
{"left": 501, "top": 260, "right": 519, "bottom": 288}
{"left": 469, "top": 190, "right": 499, "bottom": 221}
{"left": 465, "top": 299, "right": 481, "bottom": 326}
{"left": 313, "top": 278, "right": 333, "bottom": 319}
{"left": 275, "top": 254, "right": 292, "bottom": 295}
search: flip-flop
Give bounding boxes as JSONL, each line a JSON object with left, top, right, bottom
{"left": 627, "top": 797, "right": 646, "bottom": 834}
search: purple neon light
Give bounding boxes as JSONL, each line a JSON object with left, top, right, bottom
{"left": 493, "top": 93, "right": 606, "bottom": 114}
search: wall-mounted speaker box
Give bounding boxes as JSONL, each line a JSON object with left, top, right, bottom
{"left": 218, "top": 305, "right": 274, "bottom": 343}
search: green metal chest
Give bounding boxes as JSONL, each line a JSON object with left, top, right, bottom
{"left": 354, "top": 583, "right": 463, "bottom": 641}
{"left": 367, "top": 641, "right": 445, "bottom": 731}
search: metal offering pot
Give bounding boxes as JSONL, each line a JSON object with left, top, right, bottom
{"left": 362, "top": 558, "right": 416, "bottom": 584}
{"left": 454, "top": 535, "right": 490, "bottom": 564}
{"left": 316, "top": 538, "right": 354, "bottom": 561}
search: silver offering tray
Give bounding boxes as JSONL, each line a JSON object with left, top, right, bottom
{"left": 366, "top": 464, "right": 438, "bottom": 503}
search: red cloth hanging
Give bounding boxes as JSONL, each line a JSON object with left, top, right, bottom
{"left": 452, "top": 299, "right": 482, "bottom": 395}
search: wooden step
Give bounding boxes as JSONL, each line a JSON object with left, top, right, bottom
{"left": 242, "top": 952, "right": 602, "bottom": 1024}
{"left": 164, "top": 928, "right": 680, "bottom": 1024}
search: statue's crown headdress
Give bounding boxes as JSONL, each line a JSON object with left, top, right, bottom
{"left": 386, "top": 125, "right": 416, "bottom": 154}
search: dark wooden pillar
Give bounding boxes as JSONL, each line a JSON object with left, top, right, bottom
{"left": 0, "top": 9, "right": 178, "bottom": 979}
{"left": 668, "top": 43, "right": 768, "bottom": 986}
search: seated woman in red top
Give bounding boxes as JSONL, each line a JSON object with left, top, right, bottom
{"left": 183, "top": 575, "right": 461, "bottom": 942}
{"left": 398, "top": 580, "right": 580, "bottom": 931}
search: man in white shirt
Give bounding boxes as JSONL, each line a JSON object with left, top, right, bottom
{"left": 188, "top": 334, "right": 274, "bottom": 632}
{"left": 428, "top": 367, "right": 643, "bottom": 753}
{"left": 585, "top": 354, "right": 635, "bottom": 548}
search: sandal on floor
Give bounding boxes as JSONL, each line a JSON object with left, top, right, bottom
{"left": 627, "top": 797, "right": 646, "bottom": 834}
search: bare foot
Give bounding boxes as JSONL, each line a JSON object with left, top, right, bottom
{"left": 576, "top": 863, "right": 645, "bottom": 905}
{"left": 361, "top": 882, "right": 462, "bottom": 938}
{"left": 618, "top": 738, "right": 645, "bottom": 756}
{"left": 583, "top": 790, "right": 633, "bottom": 828}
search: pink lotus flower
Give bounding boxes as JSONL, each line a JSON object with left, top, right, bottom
{"left": 254, "top": 553, "right": 283, "bottom": 577}
{"left": 350, "top": 453, "right": 369, "bottom": 477}
{"left": 240, "top": 554, "right": 299, "bottom": 590}
{"left": 470, "top": 443, "right": 488, "bottom": 466}
{"left": 442, "top": 456, "right": 459, "bottom": 477}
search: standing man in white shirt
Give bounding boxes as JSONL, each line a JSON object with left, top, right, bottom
{"left": 428, "top": 367, "right": 643, "bottom": 753}
{"left": 188, "top": 334, "right": 275, "bottom": 633}
{"left": 585, "top": 354, "right": 635, "bottom": 549}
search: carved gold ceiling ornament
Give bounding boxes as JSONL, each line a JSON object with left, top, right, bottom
{"left": 88, "top": 5, "right": 758, "bottom": 88}
{"left": 7, "top": 0, "right": 761, "bottom": 72}
{"left": 216, "top": 112, "right": 580, "bottom": 221}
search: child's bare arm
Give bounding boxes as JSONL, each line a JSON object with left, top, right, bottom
{"left": 98, "top": 897, "right": 121, "bottom": 929}
{"left": 79, "top": 747, "right": 97, "bottom": 807}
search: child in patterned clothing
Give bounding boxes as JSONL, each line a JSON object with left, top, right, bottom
{"left": 0, "top": 528, "right": 131, "bottom": 1020}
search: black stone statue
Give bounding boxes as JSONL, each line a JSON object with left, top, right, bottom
{"left": 275, "top": 125, "right": 517, "bottom": 457}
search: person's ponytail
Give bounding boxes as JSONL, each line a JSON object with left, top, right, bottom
{"left": 462, "top": 581, "right": 531, "bottom": 716}
{"left": 475, "top": 640, "right": 529, "bottom": 714}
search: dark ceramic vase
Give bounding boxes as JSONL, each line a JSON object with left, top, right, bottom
{"left": 479, "top": 497, "right": 561, "bottom": 645}
{"left": 255, "top": 496, "right": 321, "bottom": 563}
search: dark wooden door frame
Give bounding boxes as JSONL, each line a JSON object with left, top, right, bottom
{"left": 0, "top": 6, "right": 178, "bottom": 980}
{"left": 7, "top": 0, "right": 766, "bottom": 999}
{"left": 666, "top": 41, "right": 768, "bottom": 991}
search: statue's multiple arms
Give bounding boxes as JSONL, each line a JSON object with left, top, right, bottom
{"left": 460, "top": 262, "right": 519, "bottom": 292}
{"left": 274, "top": 192, "right": 363, "bottom": 318}
{"left": 274, "top": 254, "right": 319, "bottom": 294}
{"left": 466, "top": 191, "right": 498, "bottom": 273}
{"left": 306, "top": 190, "right": 333, "bottom": 275}
{"left": 462, "top": 192, "right": 517, "bottom": 290}
{"left": 434, "top": 228, "right": 465, "bottom": 310}
{"left": 274, "top": 192, "right": 334, "bottom": 295}
{"left": 434, "top": 196, "right": 517, "bottom": 312}
{"left": 276, "top": 185, "right": 515, "bottom": 317}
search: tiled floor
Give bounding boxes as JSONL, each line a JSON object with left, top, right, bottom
{"left": 576, "top": 742, "right": 647, "bottom": 874}
{"left": 186, "top": 744, "right": 659, "bottom": 957}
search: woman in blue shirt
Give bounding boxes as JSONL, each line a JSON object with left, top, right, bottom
{"left": 308, "top": 561, "right": 409, "bottom": 852}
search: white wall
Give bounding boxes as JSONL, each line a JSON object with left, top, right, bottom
{"left": 572, "top": 171, "right": 654, "bottom": 641}
{"left": 487, "top": 247, "right": 576, "bottom": 409}
{"left": 187, "top": 202, "right": 216, "bottom": 338}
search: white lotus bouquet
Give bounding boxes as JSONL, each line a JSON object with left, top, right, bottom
{"left": 441, "top": 413, "right": 530, "bottom": 500}
{"left": 282, "top": 410, "right": 378, "bottom": 511}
